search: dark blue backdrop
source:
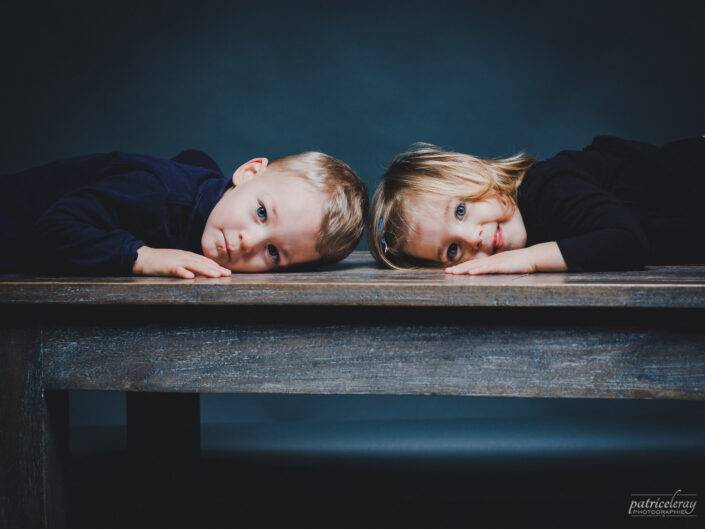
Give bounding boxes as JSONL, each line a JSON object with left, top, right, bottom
{"left": 3, "top": 0, "right": 704, "bottom": 179}
{"left": 3, "top": 0, "right": 705, "bottom": 465}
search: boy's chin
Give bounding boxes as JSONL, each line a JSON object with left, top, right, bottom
{"left": 201, "top": 242, "right": 224, "bottom": 263}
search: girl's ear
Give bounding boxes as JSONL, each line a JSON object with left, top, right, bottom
{"left": 232, "top": 157, "right": 269, "bottom": 187}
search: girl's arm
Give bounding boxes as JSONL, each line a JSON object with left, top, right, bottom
{"left": 447, "top": 171, "right": 651, "bottom": 275}
{"left": 526, "top": 241, "right": 568, "bottom": 272}
{"left": 445, "top": 243, "right": 567, "bottom": 275}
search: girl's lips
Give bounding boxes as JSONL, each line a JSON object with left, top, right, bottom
{"left": 493, "top": 225, "right": 504, "bottom": 252}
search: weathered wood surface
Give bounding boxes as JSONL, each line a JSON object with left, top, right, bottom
{"left": 39, "top": 308, "right": 705, "bottom": 399}
{"left": 2, "top": 253, "right": 705, "bottom": 308}
{"left": 2, "top": 253, "right": 704, "bottom": 528}
{"left": 0, "top": 328, "right": 68, "bottom": 529}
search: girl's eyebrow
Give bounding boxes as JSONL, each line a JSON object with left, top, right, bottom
{"left": 444, "top": 200, "right": 453, "bottom": 220}
{"left": 437, "top": 245, "right": 446, "bottom": 263}
{"left": 436, "top": 199, "right": 455, "bottom": 262}
{"left": 437, "top": 235, "right": 451, "bottom": 264}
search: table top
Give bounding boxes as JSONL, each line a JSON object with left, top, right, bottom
{"left": 2, "top": 252, "right": 705, "bottom": 308}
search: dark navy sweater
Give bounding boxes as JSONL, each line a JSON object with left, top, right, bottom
{"left": 517, "top": 135, "right": 705, "bottom": 271}
{"left": 0, "top": 150, "right": 231, "bottom": 275}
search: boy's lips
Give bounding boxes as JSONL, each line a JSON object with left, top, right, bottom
{"left": 221, "top": 231, "right": 235, "bottom": 261}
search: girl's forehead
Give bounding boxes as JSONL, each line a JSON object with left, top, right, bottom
{"left": 403, "top": 213, "right": 448, "bottom": 262}
{"left": 404, "top": 195, "right": 451, "bottom": 237}
{"left": 404, "top": 191, "right": 452, "bottom": 213}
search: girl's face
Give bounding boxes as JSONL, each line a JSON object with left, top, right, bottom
{"left": 402, "top": 192, "right": 527, "bottom": 266}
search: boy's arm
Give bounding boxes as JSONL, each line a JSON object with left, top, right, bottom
{"left": 34, "top": 170, "right": 232, "bottom": 277}
{"left": 34, "top": 171, "right": 154, "bottom": 275}
{"left": 34, "top": 170, "right": 165, "bottom": 275}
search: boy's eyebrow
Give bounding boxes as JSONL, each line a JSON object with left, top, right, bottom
{"left": 263, "top": 193, "right": 278, "bottom": 222}
{"left": 281, "top": 245, "right": 291, "bottom": 267}
{"left": 272, "top": 202, "right": 279, "bottom": 223}
{"left": 266, "top": 195, "right": 290, "bottom": 266}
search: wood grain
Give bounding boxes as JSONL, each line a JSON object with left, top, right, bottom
{"left": 0, "top": 327, "right": 68, "bottom": 529}
{"left": 41, "top": 310, "right": 705, "bottom": 399}
{"left": 2, "top": 253, "right": 705, "bottom": 308}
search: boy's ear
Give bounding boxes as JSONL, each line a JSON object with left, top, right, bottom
{"left": 232, "top": 157, "right": 269, "bottom": 187}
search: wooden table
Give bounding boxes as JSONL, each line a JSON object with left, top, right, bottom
{"left": 2, "top": 252, "right": 705, "bottom": 528}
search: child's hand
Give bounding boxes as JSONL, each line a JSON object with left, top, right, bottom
{"left": 444, "top": 248, "right": 536, "bottom": 275}
{"left": 132, "top": 246, "right": 232, "bottom": 279}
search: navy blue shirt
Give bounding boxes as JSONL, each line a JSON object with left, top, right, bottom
{"left": 517, "top": 135, "right": 705, "bottom": 271}
{"left": 0, "top": 150, "right": 231, "bottom": 275}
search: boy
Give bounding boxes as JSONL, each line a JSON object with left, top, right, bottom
{"left": 0, "top": 149, "right": 368, "bottom": 277}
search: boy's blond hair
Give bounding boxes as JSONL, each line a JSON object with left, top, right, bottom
{"left": 369, "top": 143, "right": 535, "bottom": 269}
{"left": 270, "top": 152, "right": 368, "bottom": 264}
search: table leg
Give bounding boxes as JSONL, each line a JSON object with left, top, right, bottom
{"left": 0, "top": 327, "right": 69, "bottom": 529}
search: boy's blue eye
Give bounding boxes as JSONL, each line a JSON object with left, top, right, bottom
{"left": 447, "top": 242, "right": 459, "bottom": 261}
{"left": 256, "top": 202, "right": 267, "bottom": 221}
{"left": 267, "top": 244, "right": 280, "bottom": 263}
{"left": 455, "top": 202, "right": 466, "bottom": 219}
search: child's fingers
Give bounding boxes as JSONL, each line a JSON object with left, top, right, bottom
{"left": 445, "top": 262, "right": 490, "bottom": 275}
{"left": 195, "top": 255, "right": 232, "bottom": 276}
{"left": 174, "top": 266, "right": 195, "bottom": 279}
{"left": 186, "top": 259, "right": 231, "bottom": 278}
{"left": 445, "top": 262, "right": 475, "bottom": 274}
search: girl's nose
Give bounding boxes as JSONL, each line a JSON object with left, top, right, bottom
{"left": 466, "top": 225, "right": 483, "bottom": 252}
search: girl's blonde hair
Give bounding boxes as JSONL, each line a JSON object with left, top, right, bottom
{"left": 369, "top": 143, "right": 535, "bottom": 269}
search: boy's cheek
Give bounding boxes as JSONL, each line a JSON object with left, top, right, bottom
{"left": 201, "top": 238, "right": 222, "bottom": 261}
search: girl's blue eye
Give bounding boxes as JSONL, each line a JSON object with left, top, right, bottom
{"left": 447, "top": 242, "right": 459, "bottom": 261}
{"left": 267, "top": 244, "right": 280, "bottom": 263}
{"left": 455, "top": 202, "right": 466, "bottom": 219}
{"left": 256, "top": 202, "right": 267, "bottom": 221}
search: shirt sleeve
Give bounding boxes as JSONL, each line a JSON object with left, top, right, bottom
{"left": 33, "top": 170, "right": 169, "bottom": 275}
{"left": 171, "top": 149, "right": 223, "bottom": 174}
{"left": 533, "top": 171, "right": 651, "bottom": 272}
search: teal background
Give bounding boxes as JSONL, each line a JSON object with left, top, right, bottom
{"left": 3, "top": 0, "right": 705, "bottom": 183}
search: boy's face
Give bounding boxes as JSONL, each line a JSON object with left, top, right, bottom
{"left": 402, "top": 191, "right": 527, "bottom": 266}
{"left": 202, "top": 158, "right": 326, "bottom": 272}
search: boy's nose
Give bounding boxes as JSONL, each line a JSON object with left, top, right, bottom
{"left": 238, "top": 231, "right": 253, "bottom": 253}
{"left": 238, "top": 230, "right": 264, "bottom": 254}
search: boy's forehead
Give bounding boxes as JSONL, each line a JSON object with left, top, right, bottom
{"left": 260, "top": 170, "right": 321, "bottom": 193}
{"left": 261, "top": 175, "right": 325, "bottom": 252}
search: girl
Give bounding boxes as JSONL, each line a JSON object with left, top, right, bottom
{"left": 369, "top": 135, "right": 705, "bottom": 274}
